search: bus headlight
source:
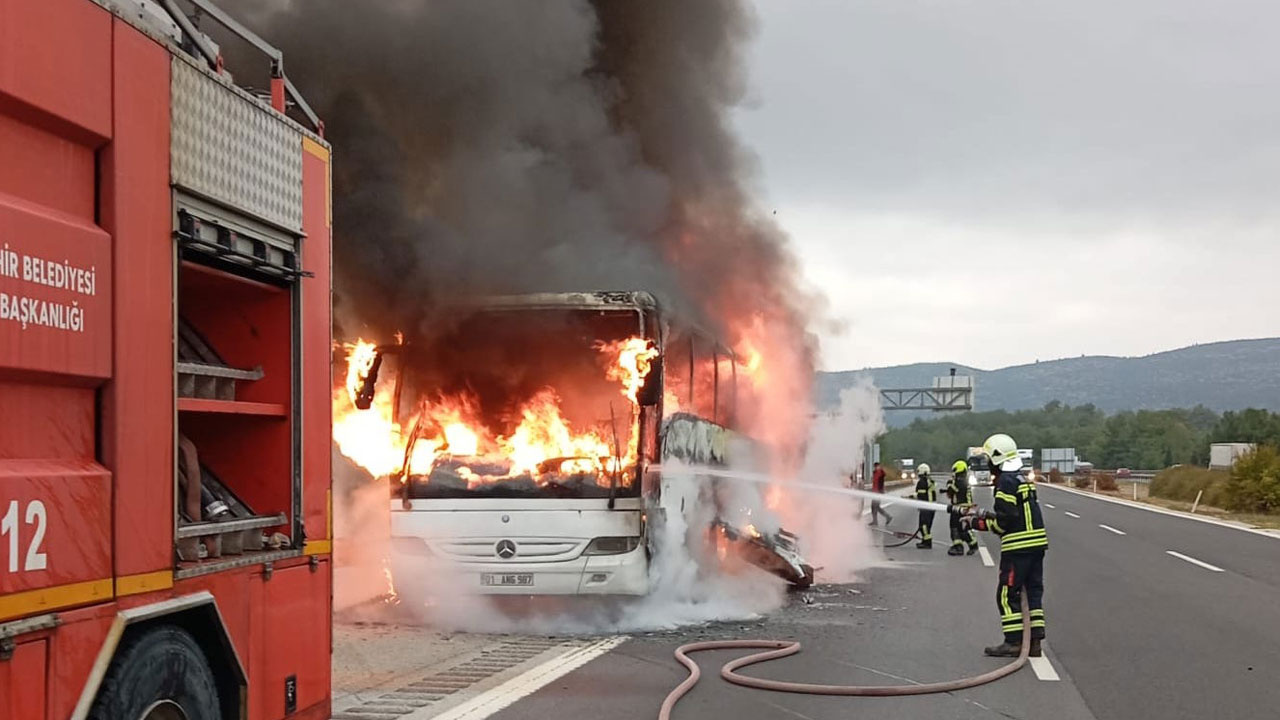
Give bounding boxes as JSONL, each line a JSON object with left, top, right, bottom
{"left": 584, "top": 537, "right": 641, "bottom": 555}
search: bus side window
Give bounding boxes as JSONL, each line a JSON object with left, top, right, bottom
{"left": 692, "top": 335, "right": 716, "bottom": 421}
{"left": 664, "top": 332, "right": 693, "bottom": 415}
{"left": 716, "top": 349, "right": 736, "bottom": 427}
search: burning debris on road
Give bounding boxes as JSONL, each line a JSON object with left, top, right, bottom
{"left": 713, "top": 519, "right": 815, "bottom": 589}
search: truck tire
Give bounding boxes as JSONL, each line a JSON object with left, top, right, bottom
{"left": 89, "top": 624, "right": 221, "bottom": 720}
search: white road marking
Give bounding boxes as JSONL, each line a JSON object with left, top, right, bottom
{"left": 1166, "top": 550, "right": 1225, "bottom": 573}
{"left": 1039, "top": 483, "right": 1280, "bottom": 541}
{"left": 425, "top": 636, "right": 628, "bottom": 720}
{"left": 1030, "top": 655, "right": 1061, "bottom": 681}
{"left": 1098, "top": 524, "right": 1126, "bottom": 536}
{"left": 977, "top": 546, "right": 994, "bottom": 567}
{"left": 1064, "top": 511, "right": 1081, "bottom": 519}
{"left": 1044, "top": 503, "right": 1056, "bottom": 509}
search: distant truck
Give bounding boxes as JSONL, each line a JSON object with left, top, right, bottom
{"left": 966, "top": 446, "right": 991, "bottom": 485}
{"left": 1210, "top": 443, "right": 1256, "bottom": 470}
{"left": 897, "top": 458, "right": 917, "bottom": 481}
{"left": 1018, "top": 448, "right": 1035, "bottom": 478}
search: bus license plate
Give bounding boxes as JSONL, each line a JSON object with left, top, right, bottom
{"left": 481, "top": 573, "right": 533, "bottom": 587}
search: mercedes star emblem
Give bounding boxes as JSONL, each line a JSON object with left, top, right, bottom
{"left": 495, "top": 539, "right": 517, "bottom": 559}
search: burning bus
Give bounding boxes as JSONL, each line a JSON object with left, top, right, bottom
{"left": 335, "top": 291, "right": 814, "bottom": 596}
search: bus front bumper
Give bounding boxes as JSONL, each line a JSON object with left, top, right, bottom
{"left": 427, "top": 546, "right": 649, "bottom": 596}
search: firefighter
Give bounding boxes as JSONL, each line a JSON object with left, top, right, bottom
{"left": 946, "top": 460, "right": 979, "bottom": 556}
{"left": 963, "top": 433, "right": 1048, "bottom": 657}
{"left": 914, "top": 463, "right": 936, "bottom": 548}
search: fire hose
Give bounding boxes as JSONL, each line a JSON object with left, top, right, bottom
{"left": 650, "top": 464, "right": 1030, "bottom": 717}
{"left": 658, "top": 605, "right": 1031, "bottom": 719}
{"left": 872, "top": 526, "right": 921, "bottom": 548}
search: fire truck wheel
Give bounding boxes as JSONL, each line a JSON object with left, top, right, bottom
{"left": 89, "top": 624, "right": 221, "bottom": 720}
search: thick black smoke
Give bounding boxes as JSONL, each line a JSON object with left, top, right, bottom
{"left": 227, "top": 0, "right": 818, "bottom": 446}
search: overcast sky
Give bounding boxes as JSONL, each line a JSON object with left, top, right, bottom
{"left": 734, "top": 0, "right": 1280, "bottom": 372}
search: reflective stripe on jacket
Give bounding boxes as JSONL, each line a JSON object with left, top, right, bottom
{"left": 946, "top": 474, "right": 973, "bottom": 505}
{"left": 991, "top": 470, "right": 1047, "bottom": 553}
{"left": 915, "top": 474, "right": 936, "bottom": 503}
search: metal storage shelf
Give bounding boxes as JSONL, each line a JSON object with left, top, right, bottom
{"left": 176, "top": 513, "right": 287, "bottom": 539}
{"left": 175, "top": 548, "right": 303, "bottom": 580}
{"left": 177, "top": 398, "right": 287, "bottom": 417}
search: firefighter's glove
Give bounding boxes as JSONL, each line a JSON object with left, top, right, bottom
{"left": 970, "top": 507, "right": 996, "bottom": 532}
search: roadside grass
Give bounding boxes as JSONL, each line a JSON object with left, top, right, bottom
{"left": 1057, "top": 476, "right": 1280, "bottom": 531}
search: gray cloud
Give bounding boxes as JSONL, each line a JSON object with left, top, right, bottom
{"left": 735, "top": 0, "right": 1280, "bottom": 369}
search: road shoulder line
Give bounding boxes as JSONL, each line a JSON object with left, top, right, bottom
{"left": 1039, "top": 483, "right": 1280, "bottom": 540}
{"left": 423, "top": 636, "right": 628, "bottom": 720}
{"left": 1030, "top": 655, "right": 1061, "bottom": 681}
{"left": 977, "top": 546, "right": 994, "bottom": 567}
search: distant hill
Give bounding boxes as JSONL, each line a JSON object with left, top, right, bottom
{"left": 818, "top": 338, "right": 1280, "bottom": 427}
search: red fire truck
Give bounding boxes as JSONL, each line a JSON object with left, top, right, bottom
{"left": 1, "top": 0, "right": 332, "bottom": 717}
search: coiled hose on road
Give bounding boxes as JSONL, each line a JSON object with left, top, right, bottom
{"left": 658, "top": 606, "right": 1030, "bottom": 719}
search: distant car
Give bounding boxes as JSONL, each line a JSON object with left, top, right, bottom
{"left": 1116, "top": 468, "right": 1132, "bottom": 479}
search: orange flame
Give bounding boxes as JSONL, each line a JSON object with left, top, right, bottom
{"left": 597, "top": 337, "right": 659, "bottom": 404}
{"left": 333, "top": 334, "right": 657, "bottom": 489}
{"left": 382, "top": 556, "right": 399, "bottom": 605}
{"left": 344, "top": 339, "right": 380, "bottom": 405}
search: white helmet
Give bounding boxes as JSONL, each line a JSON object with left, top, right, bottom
{"left": 982, "top": 433, "right": 1019, "bottom": 466}
{"left": 917, "top": 463, "right": 931, "bottom": 476}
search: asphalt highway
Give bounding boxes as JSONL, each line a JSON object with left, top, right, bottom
{"left": 485, "top": 513, "right": 1094, "bottom": 719}
{"left": 1030, "top": 483, "right": 1280, "bottom": 720}
{"left": 467, "top": 482, "right": 1280, "bottom": 720}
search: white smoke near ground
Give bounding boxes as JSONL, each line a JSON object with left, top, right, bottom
{"left": 332, "top": 385, "right": 887, "bottom": 634}
{"left": 777, "top": 380, "right": 886, "bottom": 583}
{"left": 331, "top": 455, "right": 395, "bottom": 612}
{"left": 336, "top": 462, "right": 784, "bottom": 635}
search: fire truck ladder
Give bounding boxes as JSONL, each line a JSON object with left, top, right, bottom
{"left": 156, "top": 0, "right": 323, "bottom": 132}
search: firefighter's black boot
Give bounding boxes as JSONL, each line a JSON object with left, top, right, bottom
{"left": 947, "top": 544, "right": 964, "bottom": 556}
{"left": 916, "top": 539, "right": 932, "bottom": 549}
{"left": 983, "top": 641, "right": 1020, "bottom": 657}
{"left": 983, "top": 639, "right": 1041, "bottom": 657}
{"left": 967, "top": 544, "right": 979, "bottom": 555}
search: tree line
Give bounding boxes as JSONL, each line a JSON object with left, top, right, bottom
{"left": 880, "top": 402, "right": 1280, "bottom": 471}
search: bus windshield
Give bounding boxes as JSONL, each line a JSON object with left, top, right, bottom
{"left": 395, "top": 307, "right": 653, "bottom": 500}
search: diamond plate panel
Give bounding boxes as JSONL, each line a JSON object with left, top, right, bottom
{"left": 170, "top": 58, "right": 303, "bottom": 232}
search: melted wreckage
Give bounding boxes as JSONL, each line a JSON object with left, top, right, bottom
{"left": 661, "top": 414, "right": 816, "bottom": 589}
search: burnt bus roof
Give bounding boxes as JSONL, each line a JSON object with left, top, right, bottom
{"left": 444, "top": 291, "right": 659, "bottom": 312}
{"left": 415, "top": 291, "right": 731, "bottom": 356}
